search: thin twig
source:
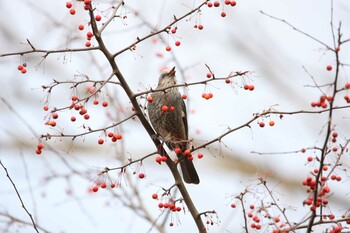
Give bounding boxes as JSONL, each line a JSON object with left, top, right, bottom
{"left": 0, "top": 160, "right": 40, "bottom": 233}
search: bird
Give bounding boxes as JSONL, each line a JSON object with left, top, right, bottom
{"left": 147, "top": 67, "right": 200, "bottom": 184}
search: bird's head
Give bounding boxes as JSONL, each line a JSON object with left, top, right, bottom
{"left": 157, "top": 67, "right": 177, "bottom": 88}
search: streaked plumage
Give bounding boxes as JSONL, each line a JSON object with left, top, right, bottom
{"left": 147, "top": 67, "right": 200, "bottom": 184}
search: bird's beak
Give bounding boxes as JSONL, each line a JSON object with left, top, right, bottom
{"left": 168, "top": 67, "right": 176, "bottom": 76}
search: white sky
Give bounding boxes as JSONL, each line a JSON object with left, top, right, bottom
{"left": 1, "top": 0, "right": 350, "bottom": 232}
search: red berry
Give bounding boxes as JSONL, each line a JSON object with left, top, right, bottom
{"left": 93, "top": 99, "right": 99, "bottom": 105}
{"left": 47, "top": 121, "right": 56, "bottom": 127}
{"left": 161, "top": 105, "right": 169, "bottom": 112}
{"left": 174, "top": 148, "right": 181, "bottom": 154}
{"left": 35, "top": 149, "right": 42, "bottom": 155}
{"left": 86, "top": 31, "right": 93, "bottom": 37}
{"left": 18, "top": 65, "right": 23, "bottom": 70}
{"left": 43, "top": 105, "right": 49, "bottom": 111}
{"left": 100, "top": 183, "right": 107, "bottom": 189}
{"left": 139, "top": 173, "right": 145, "bottom": 179}
{"left": 345, "top": 82, "right": 350, "bottom": 89}
{"left": 169, "top": 106, "right": 175, "bottom": 111}
{"left": 171, "top": 28, "right": 177, "bottom": 34}
{"left": 78, "top": 24, "right": 84, "bottom": 30}
{"left": 37, "top": 143, "right": 44, "bottom": 150}
{"left": 206, "top": 73, "right": 212, "bottom": 78}
{"left": 79, "top": 108, "right": 87, "bottom": 115}
{"left": 307, "top": 156, "right": 313, "bottom": 162}
{"left": 197, "top": 153, "right": 203, "bottom": 159}
{"left": 114, "top": 134, "right": 122, "bottom": 140}
{"left": 221, "top": 12, "right": 227, "bottom": 17}
{"left": 198, "top": 24, "right": 204, "bottom": 30}
{"left": 85, "top": 41, "right": 91, "bottom": 47}
{"left": 147, "top": 96, "right": 154, "bottom": 103}
{"left": 225, "top": 79, "right": 231, "bottom": 84}
{"left": 98, "top": 138, "right": 104, "bottom": 145}
{"left": 69, "top": 8, "right": 76, "bottom": 15}
{"left": 102, "top": 101, "right": 108, "bottom": 107}
{"left": 243, "top": 84, "right": 249, "bottom": 90}
{"left": 84, "top": 0, "right": 91, "bottom": 5}
{"left": 107, "top": 132, "right": 114, "bottom": 137}
{"left": 332, "top": 132, "right": 338, "bottom": 138}
{"left": 71, "top": 116, "right": 76, "bottom": 122}
{"left": 175, "top": 41, "right": 181, "bottom": 46}
{"left": 248, "top": 85, "right": 255, "bottom": 91}
{"left": 269, "top": 121, "right": 275, "bottom": 126}
{"left": 152, "top": 193, "right": 158, "bottom": 199}
{"left": 326, "top": 65, "right": 332, "bottom": 71}
{"left": 66, "top": 2, "right": 72, "bottom": 8}
{"left": 207, "top": 2, "right": 213, "bottom": 7}
{"left": 52, "top": 112, "right": 58, "bottom": 119}
{"left": 161, "top": 156, "right": 167, "bottom": 162}
{"left": 213, "top": 1, "right": 220, "bottom": 7}
{"left": 155, "top": 157, "right": 162, "bottom": 163}
{"left": 184, "top": 149, "right": 191, "bottom": 156}
{"left": 224, "top": 0, "right": 231, "bottom": 4}
{"left": 95, "top": 15, "right": 102, "bottom": 21}
{"left": 21, "top": 68, "right": 27, "bottom": 74}
{"left": 165, "top": 46, "right": 171, "bottom": 51}
{"left": 110, "top": 183, "right": 116, "bottom": 188}
{"left": 259, "top": 122, "right": 265, "bottom": 128}
{"left": 84, "top": 114, "right": 90, "bottom": 120}
{"left": 158, "top": 203, "right": 164, "bottom": 208}
{"left": 181, "top": 94, "right": 187, "bottom": 99}
{"left": 92, "top": 186, "right": 98, "bottom": 192}
{"left": 230, "top": 1, "right": 237, "bottom": 6}
{"left": 231, "top": 203, "right": 236, "bottom": 208}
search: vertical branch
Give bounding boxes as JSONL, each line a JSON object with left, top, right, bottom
{"left": 87, "top": 3, "right": 206, "bottom": 232}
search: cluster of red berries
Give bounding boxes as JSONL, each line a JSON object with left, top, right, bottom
{"left": 174, "top": 148, "right": 195, "bottom": 161}
{"left": 99, "top": 131, "right": 123, "bottom": 144}
{"left": 245, "top": 205, "right": 263, "bottom": 230}
{"left": 157, "top": 201, "right": 182, "bottom": 212}
{"left": 44, "top": 109, "right": 58, "bottom": 127}
{"left": 35, "top": 143, "right": 44, "bottom": 155}
{"left": 90, "top": 182, "right": 117, "bottom": 192}
{"left": 311, "top": 95, "right": 332, "bottom": 108}
{"left": 85, "top": 31, "right": 94, "bottom": 47}
{"left": 194, "top": 24, "right": 204, "bottom": 30}
{"left": 17, "top": 63, "right": 27, "bottom": 74}
{"left": 258, "top": 120, "right": 275, "bottom": 128}
{"left": 161, "top": 105, "right": 176, "bottom": 112}
{"left": 66, "top": 1, "right": 99, "bottom": 47}
{"left": 206, "top": 0, "right": 237, "bottom": 18}
{"left": 243, "top": 84, "right": 255, "bottom": 91}
{"left": 155, "top": 155, "right": 168, "bottom": 163}
{"left": 164, "top": 26, "right": 181, "bottom": 52}
{"left": 202, "top": 92, "right": 213, "bottom": 100}
{"left": 66, "top": 0, "right": 91, "bottom": 13}
{"left": 344, "top": 82, "right": 350, "bottom": 103}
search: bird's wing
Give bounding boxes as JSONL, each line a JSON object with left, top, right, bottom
{"left": 181, "top": 98, "right": 188, "bottom": 139}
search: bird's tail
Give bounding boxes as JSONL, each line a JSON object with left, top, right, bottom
{"left": 179, "top": 157, "right": 200, "bottom": 184}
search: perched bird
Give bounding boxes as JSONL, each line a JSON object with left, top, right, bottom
{"left": 147, "top": 67, "right": 200, "bottom": 184}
